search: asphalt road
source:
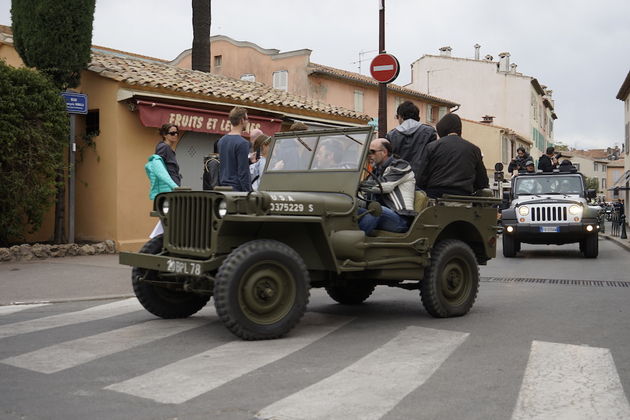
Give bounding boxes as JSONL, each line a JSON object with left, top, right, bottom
{"left": 1, "top": 237, "right": 629, "bottom": 419}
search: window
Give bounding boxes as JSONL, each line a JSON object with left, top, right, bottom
{"left": 438, "top": 106, "right": 447, "bottom": 120}
{"left": 625, "top": 122, "right": 629, "bottom": 155}
{"left": 601, "top": 178, "right": 606, "bottom": 190}
{"left": 573, "top": 163, "right": 580, "bottom": 171}
{"left": 354, "top": 90, "right": 364, "bottom": 113}
{"left": 86, "top": 110, "right": 100, "bottom": 136}
{"left": 214, "top": 55, "right": 222, "bottom": 68}
{"left": 426, "top": 105, "right": 437, "bottom": 123}
{"left": 272, "top": 70, "right": 288, "bottom": 91}
{"left": 594, "top": 163, "right": 598, "bottom": 172}
{"left": 240, "top": 74, "right": 256, "bottom": 82}
{"left": 502, "top": 135, "right": 509, "bottom": 163}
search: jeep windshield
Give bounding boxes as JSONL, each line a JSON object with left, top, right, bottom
{"left": 514, "top": 175, "right": 584, "bottom": 196}
{"left": 267, "top": 132, "right": 368, "bottom": 172}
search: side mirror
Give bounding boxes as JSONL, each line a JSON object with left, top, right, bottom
{"left": 503, "top": 191, "right": 511, "bottom": 202}
{"left": 586, "top": 189, "right": 596, "bottom": 199}
{"left": 494, "top": 162, "right": 504, "bottom": 172}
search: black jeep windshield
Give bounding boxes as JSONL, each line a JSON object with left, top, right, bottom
{"left": 514, "top": 175, "right": 584, "bottom": 196}
{"left": 267, "top": 132, "right": 368, "bottom": 172}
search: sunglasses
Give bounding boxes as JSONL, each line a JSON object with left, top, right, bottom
{"left": 167, "top": 131, "right": 179, "bottom": 136}
{"left": 368, "top": 149, "right": 384, "bottom": 155}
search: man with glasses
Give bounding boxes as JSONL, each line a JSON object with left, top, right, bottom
{"left": 217, "top": 107, "right": 252, "bottom": 192}
{"left": 358, "top": 138, "right": 416, "bottom": 235}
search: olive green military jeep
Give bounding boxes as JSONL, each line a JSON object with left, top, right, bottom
{"left": 120, "top": 126, "right": 500, "bottom": 340}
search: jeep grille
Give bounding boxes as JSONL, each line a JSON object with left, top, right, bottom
{"left": 166, "top": 195, "right": 213, "bottom": 255}
{"left": 530, "top": 205, "right": 568, "bottom": 222}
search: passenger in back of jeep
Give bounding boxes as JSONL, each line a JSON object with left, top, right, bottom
{"left": 417, "top": 113, "right": 489, "bottom": 199}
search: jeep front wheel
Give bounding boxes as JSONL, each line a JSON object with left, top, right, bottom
{"left": 420, "top": 239, "right": 479, "bottom": 318}
{"left": 502, "top": 233, "right": 518, "bottom": 258}
{"left": 325, "top": 279, "right": 376, "bottom": 305}
{"left": 581, "top": 234, "right": 599, "bottom": 258}
{"left": 132, "top": 236, "right": 210, "bottom": 319}
{"left": 214, "top": 240, "right": 310, "bottom": 340}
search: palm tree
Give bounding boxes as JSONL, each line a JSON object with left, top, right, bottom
{"left": 191, "top": 0, "right": 211, "bottom": 72}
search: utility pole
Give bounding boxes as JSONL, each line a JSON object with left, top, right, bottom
{"left": 378, "top": 0, "right": 387, "bottom": 137}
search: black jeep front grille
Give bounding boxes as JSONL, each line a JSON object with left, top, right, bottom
{"left": 166, "top": 195, "right": 213, "bottom": 254}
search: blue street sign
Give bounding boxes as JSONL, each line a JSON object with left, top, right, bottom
{"left": 61, "top": 92, "right": 88, "bottom": 114}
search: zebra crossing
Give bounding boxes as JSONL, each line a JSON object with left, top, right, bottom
{"left": 1, "top": 298, "right": 629, "bottom": 420}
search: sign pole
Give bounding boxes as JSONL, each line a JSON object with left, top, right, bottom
{"left": 378, "top": 0, "right": 387, "bottom": 138}
{"left": 68, "top": 114, "right": 76, "bottom": 243}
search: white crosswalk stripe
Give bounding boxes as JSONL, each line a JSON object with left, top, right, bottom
{"left": 1, "top": 310, "right": 215, "bottom": 373}
{"left": 0, "top": 298, "right": 142, "bottom": 340}
{"left": 512, "top": 340, "right": 630, "bottom": 420}
{"left": 105, "top": 312, "right": 354, "bottom": 404}
{"left": 256, "top": 326, "right": 469, "bottom": 420}
{"left": 0, "top": 303, "right": 49, "bottom": 315}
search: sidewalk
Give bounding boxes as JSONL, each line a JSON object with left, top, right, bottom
{"left": 0, "top": 254, "right": 132, "bottom": 305}
{"left": 599, "top": 221, "right": 630, "bottom": 252}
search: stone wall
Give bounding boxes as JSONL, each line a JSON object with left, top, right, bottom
{"left": 0, "top": 241, "right": 116, "bottom": 263}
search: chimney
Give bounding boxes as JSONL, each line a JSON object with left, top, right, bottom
{"left": 545, "top": 89, "right": 553, "bottom": 99}
{"left": 474, "top": 43, "right": 481, "bottom": 60}
{"left": 439, "top": 46, "right": 452, "bottom": 57}
{"left": 484, "top": 54, "right": 494, "bottom": 61}
{"left": 498, "top": 52, "right": 510, "bottom": 72}
{"left": 510, "top": 63, "right": 517, "bottom": 74}
{"left": 481, "top": 115, "right": 495, "bottom": 124}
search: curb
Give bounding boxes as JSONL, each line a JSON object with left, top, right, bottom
{"left": 6, "top": 294, "right": 135, "bottom": 306}
{"left": 600, "top": 233, "right": 630, "bottom": 252}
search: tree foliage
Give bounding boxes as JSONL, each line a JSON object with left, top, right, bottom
{"left": 11, "top": 0, "right": 96, "bottom": 90}
{"left": 0, "top": 60, "right": 68, "bottom": 245}
{"left": 584, "top": 176, "right": 599, "bottom": 192}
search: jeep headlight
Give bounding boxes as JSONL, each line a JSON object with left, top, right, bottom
{"left": 518, "top": 206, "right": 529, "bottom": 216}
{"left": 161, "top": 198, "right": 170, "bottom": 215}
{"left": 568, "top": 205, "right": 582, "bottom": 215}
{"left": 216, "top": 199, "right": 227, "bottom": 218}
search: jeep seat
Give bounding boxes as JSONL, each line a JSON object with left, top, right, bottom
{"left": 414, "top": 190, "right": 429, "bottom": 212}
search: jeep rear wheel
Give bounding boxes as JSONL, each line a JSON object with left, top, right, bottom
{"left": 420, "top": 239, "right": 479, "bottom": 318}
{"left": 132, "top": 236, "right": 210, "bottom": 319}
{"left": 214, "top": 240, "right": 310, "bottom": 340}
{"left": 502, "top": 234, "right": 518, "bottom": 258}
{"left": 581, "top": 234, "right": 599, "bottom": 258}
{"left": 325, "top": 279, "right": 376, "bottom": 305}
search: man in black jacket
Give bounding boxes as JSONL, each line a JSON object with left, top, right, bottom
{"left": 417, "top": 113, "right": 489, "bottom": 198}
{"left": 508, "top": 146, "right": 531, "bottom": 174}
{"left": 538, "top": 147, "right": 558, "bottom": 172}
{"left": 386, "top": 101, "right": 437, "bottom": 188}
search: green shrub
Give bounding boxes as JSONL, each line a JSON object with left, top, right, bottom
{"left": 0, "top": 60, "right": 68, "bottom": 245}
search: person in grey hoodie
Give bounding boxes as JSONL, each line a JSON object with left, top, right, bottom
{"left": 385, "top": 101, "right": 437, "bottom": 189}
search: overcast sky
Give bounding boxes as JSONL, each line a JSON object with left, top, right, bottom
{"left": 1, "top": 0, "right": 629, "bottom": 150}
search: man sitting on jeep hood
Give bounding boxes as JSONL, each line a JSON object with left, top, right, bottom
{"left": 358, "top": 138, "right": 416, "bottom": 235}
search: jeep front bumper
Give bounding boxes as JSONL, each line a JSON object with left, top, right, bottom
{"left": 502, "top": 219, "right": 598, "bottom": 244}
{"left": 119, "top": 252, "right": 225, "bottom": 277}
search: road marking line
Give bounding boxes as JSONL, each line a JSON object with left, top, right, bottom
{"left": 1, "top": 312, "right": 215, "bottom": 373}
{"left": 511, "top": 340, "right": 630, "bottom": 420}
{"left": 105, "top": 312, "right": 354, "bottom": 404}
{"left": 0, "top": 304, "right": 50, "bottom": 316}
{"left": 256, "top": 326, "right": 469, "bottom": 420}
{"left": 0, "top": 298, "right": 142, "bottom": 340}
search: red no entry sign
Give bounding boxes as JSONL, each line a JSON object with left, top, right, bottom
{"left": 370, "top": 53, "right": 400, "bottom": 84}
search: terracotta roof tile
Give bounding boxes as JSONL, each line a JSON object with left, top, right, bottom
{"left": 88, "top": 50, "right": 370, "bottom": 122}
{"left": 307, "top": 63, "right": 459, "bottom": 107}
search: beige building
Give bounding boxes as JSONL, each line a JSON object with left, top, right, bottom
{"left": 407, "top": 47, "right": 556, "bottom": 156}
{"left": 614, "top": 71, "right": 630, "bottom": 222}
{"left": 0, "top": 26, "right": 368, "bottom": 250}
{"left": 171, "top": 35, "right": 458, "bottom": 132}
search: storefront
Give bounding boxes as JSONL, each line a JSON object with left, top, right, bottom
{"left": 0, "top": 31, "right": 369, "bottom": 250}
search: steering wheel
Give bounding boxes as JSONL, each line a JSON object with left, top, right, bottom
{"left": 359, "top": 166, "right": 384, "bottom": 197}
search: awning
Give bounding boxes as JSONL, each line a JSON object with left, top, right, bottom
{"left": 608, "top": 170, "right": 630, "bottom": 190}
{"left": 136, "top": 100, "right": 283, "bottom": 136}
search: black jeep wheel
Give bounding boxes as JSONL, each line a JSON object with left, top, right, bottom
{"left": 502, "top": 233, "right": 517, "bottom": 258}
{"left": 214, "top": 240, "right": 310, "bottom": 340}
{"left": 420, "top": 239, "right": 479, "bottom": 318}
{"left": 581, "top": 234, "right": 599, "bottom": 258}
{"left": 325, "top": 279, "right": 376, "bottom": 305}
{"left": 132, "top": 236, "right": 210, "bottom": 319}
